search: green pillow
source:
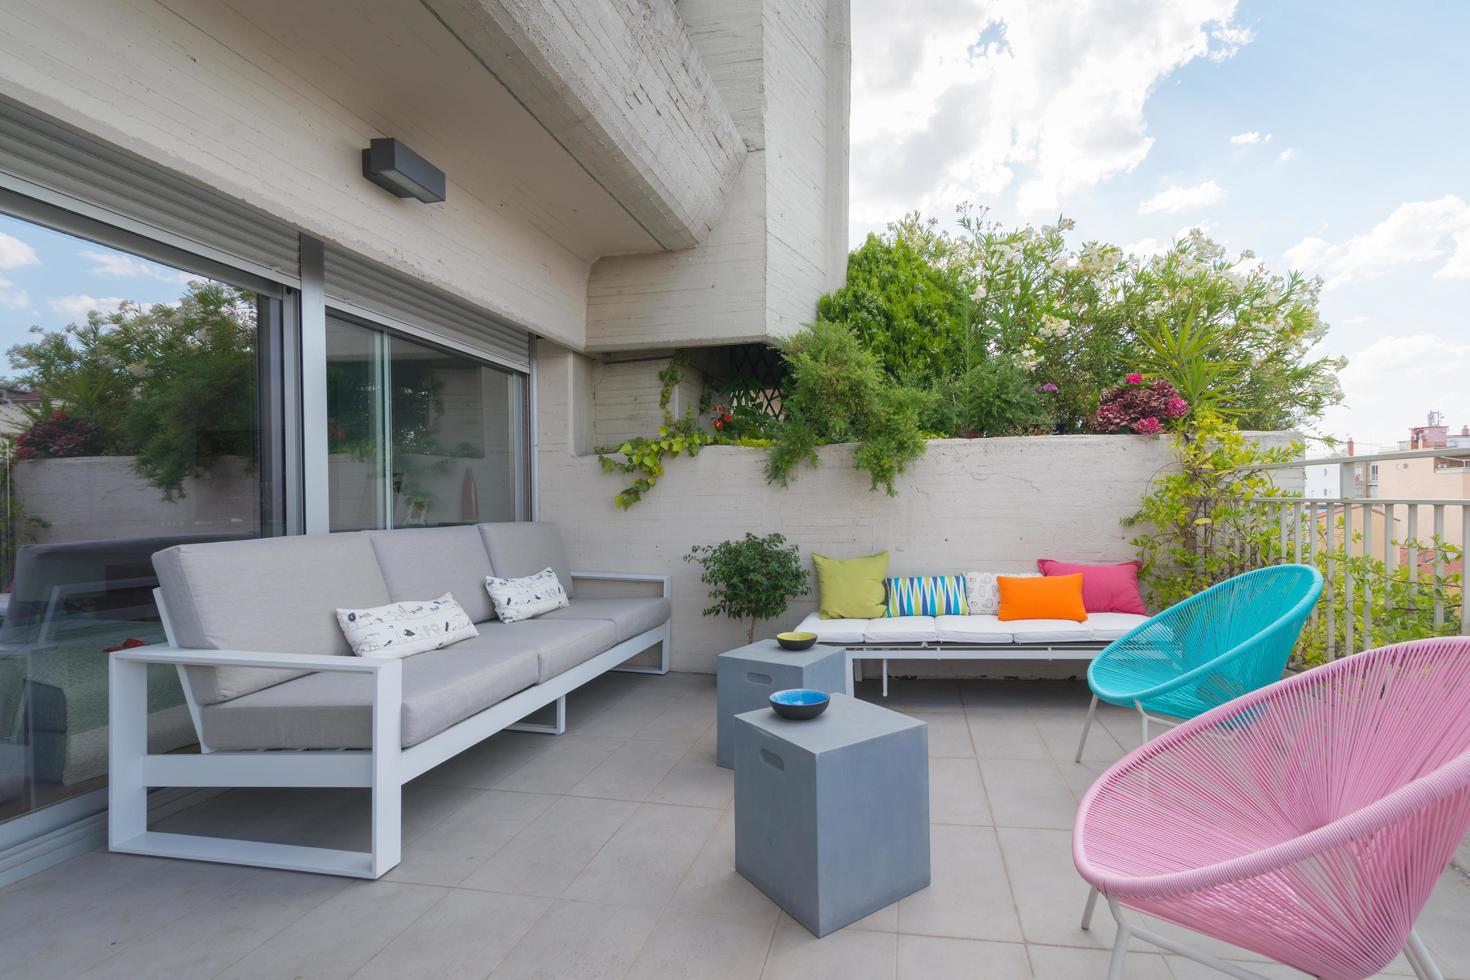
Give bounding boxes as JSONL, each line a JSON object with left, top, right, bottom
{"left": 813, "top": 551, "right": 889, "bottom": 619}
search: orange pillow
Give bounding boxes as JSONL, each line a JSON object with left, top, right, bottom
{"left": 997, "top": 573, "right": 1088, "bottom": 622}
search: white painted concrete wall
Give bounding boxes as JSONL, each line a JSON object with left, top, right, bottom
{"left": 590, "top": 358, "right": 705, "bottom": 450}
{"left": 537, "top": 348, "right": 1300, "bottom": 674}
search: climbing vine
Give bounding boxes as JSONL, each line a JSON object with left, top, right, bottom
{"left": 597, "top": 351, "right": 716, "bottom": 509}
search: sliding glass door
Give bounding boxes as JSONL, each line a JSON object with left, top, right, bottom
{"left": 325, "top": 314, "right": 525, "bottom": 531}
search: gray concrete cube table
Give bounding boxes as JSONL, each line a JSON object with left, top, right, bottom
{"left": 715, "top": 640, "right": 848, "bottom": 769}
{"left": 732, "top": 693, "right": 929, "bottom": 937}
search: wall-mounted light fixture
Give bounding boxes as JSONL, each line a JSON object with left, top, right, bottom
{"left": 361, "top": 138, "right": 446, "bottom": 203}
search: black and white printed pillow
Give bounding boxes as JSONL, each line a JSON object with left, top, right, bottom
{"left": 484, "top": 567, "right": 570, "bottom": 624}
{"left": 336, "top": 592, "right": 478, "bottom": 659}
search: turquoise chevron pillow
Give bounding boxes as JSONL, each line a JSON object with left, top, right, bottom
{"left": 885, "top": 575, "right": 968, "bottom": 617}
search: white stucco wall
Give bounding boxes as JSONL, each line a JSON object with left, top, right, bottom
{"left": 536, "top": 348, "right": 1308, "bottom": 674}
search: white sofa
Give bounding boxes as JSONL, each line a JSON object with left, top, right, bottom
{"left": 107, "top": 522, "right": 669, "bottom": 879}
{"left": 792, "top": 595, "right": 1149, "bottom": 696}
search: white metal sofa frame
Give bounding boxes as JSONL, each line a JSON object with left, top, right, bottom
{"left": 108, "top": 571, "right": 670, "bottom": 879}
{"left": 839, "top": 640, "right": 1110, "bottom": 697}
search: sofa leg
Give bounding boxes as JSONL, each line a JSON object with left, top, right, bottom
{"left": 108, "top": 656, "right": 151, "bottom": 850}
{"left": 508, "top": 695, "right": 567, "bottom": 735}
{"left": 612, "top": 627, "right": 671, "bottom": 676}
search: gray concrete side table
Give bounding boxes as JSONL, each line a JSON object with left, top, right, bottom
{"left": 732, "top": 693, "right": 929, "bottom": 937}
{"left": 715, "top": 640, "right": 848, "bottom": 769}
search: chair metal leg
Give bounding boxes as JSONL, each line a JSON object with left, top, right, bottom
{"left": 1135, "top": 700, "right": 1150, "bottom": 744}
{"left": 1075, "top": 695, "right": 1099, "bottom": 763}
{"left": 1106, "top": 896, "right": 1131, "bottom": 980}
{"left": 1081, "top": 885, "right": 1100, "bottom": 929}
{"left": 1406, "top": 929, "right": 1445, "bottom": 980}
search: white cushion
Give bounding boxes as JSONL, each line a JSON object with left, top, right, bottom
{"left": 1005, "top": 618, "right": 1095, "bottom": 644}
{"left": 1086, "top": 612, "right": 1151, "bottom": 642}
{"left": 484, "top": 568, "right": 570, "bottom": 624}
{"left": 863, "top": 616, "right": 938, "bottom": 644}
{"left": 965, "top": 570, "right": 1039, "bottom": 615}
{"left": 793, "top": 611, "right": 867, "bottom": 645}
{"left": 935, "top": 615, "right": 1014, "bottom": 644}
{"left": 336, "top": 593, "right": 478, "bottom": 660}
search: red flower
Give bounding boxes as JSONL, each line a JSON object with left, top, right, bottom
{"left": 1125, "top": 373, "right": 1144, "bottom": 385}
{"left": 1134, "top": 416, "right": 1162, "bottom": 435}
{"left": 1164, "top": 396, "right": 1189, "bottom": 419}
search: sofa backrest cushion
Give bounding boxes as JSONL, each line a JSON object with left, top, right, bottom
{"left": 153, "top": 533, "right": 392, "bottom": 705}
{"left": 477, "top": 522, "right": 575, "bottom": 598}
{"left": 368, "top": 526, "right": 496, "bottom": 622}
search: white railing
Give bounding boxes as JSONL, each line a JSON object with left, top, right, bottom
{"left": 1239, "top": 447, "right": 1469, "bottom": 661}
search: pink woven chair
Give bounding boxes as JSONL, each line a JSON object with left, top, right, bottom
{"left": 1074, "top": 637, "right": 1470, "bottom": 980}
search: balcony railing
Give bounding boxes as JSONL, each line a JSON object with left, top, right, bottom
{"left": 1238, "top": 447, "right": 1469, "bottom": 662}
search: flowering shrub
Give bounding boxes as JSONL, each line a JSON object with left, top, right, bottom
{"left": 1093, "top": 377, "right": 1189, "bottom": 434}
{"left": 14, "top": 411, "right": 108, "bottom": 460}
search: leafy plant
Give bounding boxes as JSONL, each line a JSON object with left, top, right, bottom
{"left": 684, "top": 533, "right": 810, "bottom": 643}
{"left": 952, "top": 358, "right": 1054, "bottom": 436}
{"left": 1126, "top": 412, "right": 1300, "bottom": 609}
{"left": 598, "top": 414, "right": 714, "bottom": 509}
{"left": 765, "top": 320, "right": 931, "bottom": 494}
{"left": 14, "top": 411, "right": 109, "bottom": 459}
{"left": 1093, "top": 376, "right": 1190, "bottom": 435}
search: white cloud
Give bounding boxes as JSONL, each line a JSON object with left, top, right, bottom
{"left": 1138, "top": 180, "right": 1226, "bottom": 215}
{"left": 0, "top": 231, "right": 40, "bottom": 270}
{"left": 1122, "top": 237, "right": 1167, "bottom": 257}
{"left": 1284, "top": 196, "right": 1470, "bottom": 286}
{"left": 848, "top": 0, "right": 1252, "bottom": 231}
{"left": 1322, "top": 333, "right": 1470, "bottom": 448}
{"left": 80, "top": 249, "right": 192, "bottom": 284}
{"left": 1277, "top": 147, "right": 1296, "bottom": 163}
{"left": 49, "top": 294, "right": 127, "bottom": 321}
{"left": 0, "top": 276, "right": 28, "bottom": 310}
{"left": 1230, "top": 131, "right": 1271, "bottom": 145}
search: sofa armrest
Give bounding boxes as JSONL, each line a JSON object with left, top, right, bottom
{"left": 570, "top": 572, "right": 671, "bottom": 599}
{"left": 109, "top": 643, "right": 398, "bottom": 674}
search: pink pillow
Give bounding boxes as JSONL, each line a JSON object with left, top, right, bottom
{"left": 1036, "top": 559, "right": 1146, "bottom": 615}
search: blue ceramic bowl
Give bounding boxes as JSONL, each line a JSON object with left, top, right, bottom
{"left": 769, "top": 688, "right": 830, "bottom": 720}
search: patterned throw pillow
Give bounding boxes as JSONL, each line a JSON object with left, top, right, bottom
{"left": 965, "top": 571, "right": 1040, "bottom": 616}
{"left": 336, "top": 593, "right": 478, "bottom": 660}
{"left": 885, "top": 575, "right": 968, "bottom": 617}
{"left": 484, "top": 567, "right": 570, "bottom": 624}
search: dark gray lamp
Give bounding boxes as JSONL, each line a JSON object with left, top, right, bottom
{"left": 361, "top": 138, "right": 446, "bottom": 203}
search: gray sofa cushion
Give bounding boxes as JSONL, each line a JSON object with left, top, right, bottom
{"left": 538, "top": 597, "right": 670, "bottom": 644}
{"left": 455, "top": 617, "right": 615, "bottom": 682}
{"left": 478, "top": 522, "right": 575, "bottom": 598}
{"left": 199, "top": 644, "right": 540, "bottom": 750}
{"left": 154, "top": 534, "right": 391, "bottom": 705}
{"left": 368, "top": 526, "right": 496, "bottom": 622}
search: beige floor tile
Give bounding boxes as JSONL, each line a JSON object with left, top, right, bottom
{"left": 911, "top": 711, "right": 976, "bottom": 757}
{"left": 563, "top": 801, "right": 722, "bottom": 908}
{"left": 670, "top": 810, "right": 783, "bottom": 926}
{"left": 215, "top": 880, "right": 450, "bottom": 979}
{"left": 354, "top": 890, "right": 551, "bottom": 979}
{"left": 1026, "top": 943, "right": 1174, "bottom": 979}
{"left": 461, "top": 794, "right": 637, "bottom": 897}
{"left": 995, "top": 826, "right": 1114, "bottom": 949}
{"left": 566, "top": 737, "right": 690, "bottom": 800}
{"left": 979, "top": 758, "right": 1078, "bottom": 829}
{"left": 486, "top": 899, "right": 660, "bottom": 980}
{"left": 492, "top": 734, "right": 626, "bottom": 794}
{"left": 386, "top": 789, "right": 557, "bottom": 887}
{"left": 897, "top": 824, "right": 1022, "bottom": 942}
{"left": 761, "top": 916, "right": 897, "bottom": 980}
{"left": 896, "top": 935, "right": 1030, "bottom": 979}
{"left": 626, "top": 910, "right": 775, "bottom": 980}
{"left": 966, "top": 706, "right": 1053, "bottom": 761}
{"left": 929, "top": 756, "right": 993, "bottom": 825}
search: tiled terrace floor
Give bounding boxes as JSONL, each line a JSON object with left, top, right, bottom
{"left": 1, "top": 672, "right": 1467, "bottom": 980}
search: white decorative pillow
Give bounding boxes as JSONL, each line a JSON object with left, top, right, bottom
{"left": 336, "top": 593, "right": 478, "bottom": 660}
{"left": 965, "top": 571, "right": 1040, "bottom": 616}
{"left": 484, "top": 567, "right": 570, "bottom": 624}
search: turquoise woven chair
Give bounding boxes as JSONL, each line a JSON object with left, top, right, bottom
{"left": 1074, "top": 564, "right": 1323, "bottom": 763}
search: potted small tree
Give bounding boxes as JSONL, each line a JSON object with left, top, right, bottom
{"left": 685, "top": 532, "right": 810, "bottom": 643}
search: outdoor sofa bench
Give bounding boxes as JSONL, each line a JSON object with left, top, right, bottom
{"left": 107, "top": 522, "right": 669, "bottom": 879}
{"left": 790, "top": 608, "right": 1150, "bottom": 696}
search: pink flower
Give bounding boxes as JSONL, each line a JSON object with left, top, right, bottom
{"left": 1164, "top": 396, "right": 1189, "bottom": 419}
{"left": 1134, "top": 416, "right": 1161, "bottom": 435}
{"left": 1125, "top": 373, "right": 1144, "bottom": 385}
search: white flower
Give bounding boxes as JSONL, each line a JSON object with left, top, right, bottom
{"left": 1059, "top": 217, "right": 1076, "bottom": 231}
{"left": 971, "top": 283, "right": 988, "bottom": 301}
{"left": 1016, "top": 348, "right": 1042, "bottom": 371}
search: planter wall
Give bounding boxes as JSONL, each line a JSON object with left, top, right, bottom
{"left": 537, "top": 347, "right": 1302, "bottom": 674}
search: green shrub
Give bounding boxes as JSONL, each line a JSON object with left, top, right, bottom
{"left": 685, "top": 532, "right": 811, "bottom": 643}
{"left": 954, "top": 358, "right": 1053, "bottom": 436}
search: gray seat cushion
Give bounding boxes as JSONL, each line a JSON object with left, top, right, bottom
{"left": 199, "top": 644, "right": 540, "bottom": 750}
{"left": 538, "top": 597, "right": 670, "bottom": 644}
{"left": 153, "top": 533, "right": 391, "bottom": 705}
{"left": 368, "top": 526, "right": 496, "bottom": 622}
{"left": 456, "top": 618, "right": 616, "bottom": 683}
{"left": 478, "top": 522, "right": 575, "bottom": 597}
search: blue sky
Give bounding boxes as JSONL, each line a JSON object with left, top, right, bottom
{"left": 849, "top": 0, "right": 1470, "bottom": 451}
